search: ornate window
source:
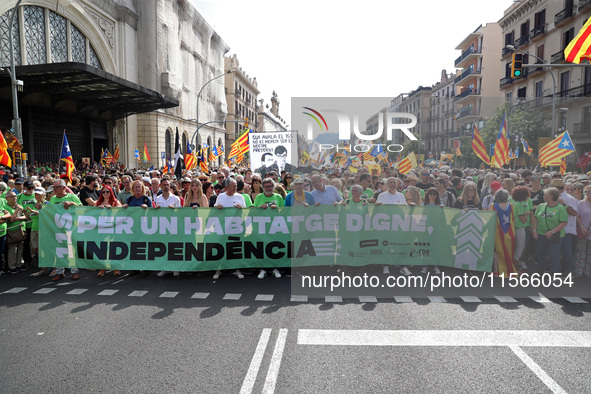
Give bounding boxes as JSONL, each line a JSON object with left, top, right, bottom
{"left": 0, "top": 6, "right": 103, "bottom": 69}
{"left": 49, "top": 11, "right": 67, "bottom": 63}
{"left": 23, "top": 5, "right": 46, "bottom": 65}
{"left": 71, "top": 24, "right": 86, "bottom": 63}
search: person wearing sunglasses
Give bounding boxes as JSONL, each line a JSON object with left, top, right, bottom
{"left": 281, "top": 172, "right": 293, "bottom": 191}
{"left": 95, "top": 185, "right": 122, "bottom": 277}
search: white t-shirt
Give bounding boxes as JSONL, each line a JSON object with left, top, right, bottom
{"left": 376, "top": 191, "right": 407, "bottom": 205}
{"left": 560, "top": 191, "right": 578, "bottom": 235}
{"left": 154, "top": 193, "right": 181, "bottom": 208}
{"left": 214, "top": 192, "right": 246, "bottom": 208}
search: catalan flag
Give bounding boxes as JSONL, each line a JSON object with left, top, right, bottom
{"left": 0, "top": 132, "right": 12, "bottom": 167}
{"left": 564, "top": 16, "right": 591, "bottom": 64}
{"left": 491, "top": 114, "right": 509, "bottom": 168}
{"left": 60, "top": 131, "right": 74, "bottom": 182}
{"left": 111, "top": 144, "right": 120, "bottom": 164}
{"left": 521, "top": 137, "right": 533, "bottom": 156}
{"left": 560, "top": 157, "right": 567, "bottom": 176}
{"left": 455, "top": 147, "right": 462, "bottom": 156}
{"left": 143, "top": 142, "right": 150, "bottom": 162}
{"left": 471, "top": 123, "right": 490, "bottom": 165}
{"left": 397, "top": 152, "right": 417, "bottom": 175}
{"left": 102, "top": 148, "right": 112, "bottom": 167}
{"left": 363, "top": 151, "right": 374, "bottom": 162}
{"left": 217, "top": 144, "right": 224, "bottom": 156}
{"left": 185, "top": 141, "right": 197, "bottom": 170}
{"left": 209, "top": 145, "right": 218, "bottom": 162}
{"left": 441, "top": 153, "right": 454, "bottom": 162}
{"left": 229, "top": 129, "right": 250, "bottom": 158}
{"left": 198, "top": 149, "right": 208, "bottom": 173}
{"left": 538, "top": 131, "right": 575, "bottom": 167}
{"left": 163, "top": 155, "right": 171, "bottom": 174}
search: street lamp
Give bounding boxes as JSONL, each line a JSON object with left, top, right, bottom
{"left": 506, "top": 44, "right": 556, "bottom": 137}
{"left": 191, "top": 69, "right": 235, "bottom": 152}
{"left": 7, "top": 0, "right": 24, "bottom": 176}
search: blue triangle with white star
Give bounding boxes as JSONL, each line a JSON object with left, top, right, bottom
{"left": 559, "top": 131, "right": 574, "bottom": 151}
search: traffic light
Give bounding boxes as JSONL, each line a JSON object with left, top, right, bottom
{"left": 13, "top": 151, "right": 21, "bottom": 166}
{"left": 511, "top": 53, "right": 523, "bottom": 78}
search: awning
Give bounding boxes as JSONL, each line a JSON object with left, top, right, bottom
{"left": 0, "top": 62, "right": 178, "bottom": 121}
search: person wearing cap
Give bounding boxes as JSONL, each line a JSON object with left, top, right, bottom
{"left": 13, "top": 178, "right": 24, "bottom": 195}
{"left": 481, "top": 181, "right": 502, "bottom": 210}
{"left": 29, "top": 188, "right": 50, "bottom": 276}
{"left": 17, "top": 180, "right": 37, "bottom": 270}
{"left": 285, "top": 177, "right": 314, "bottom": 207}
{"left": 180, "top": 177, "right": 191, "bottom": 200}
{"left": 141, "top": 176, "right": 151, "bottom": 188}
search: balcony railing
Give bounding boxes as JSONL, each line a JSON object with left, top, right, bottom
{"left": 555, "top": 4, "right": 577, "bottom": 25}
{"left": 458, "top": 106, "right": 473, "bottom": 118}
{"left": 502, "top": 46, "right": 513, "bottom": 57}
{"left": 530, "top": 24, "right": 547, "bottom": 40}
{"left": 500, "top": 76, "right": 513, "bottom": 88}
{"left": 514, "top": 35, "right": 529, "bottom": 48}
{"left": 573, "top": 123, "right": 590, "bottom": 136}
{"left": 580, "top": 0, "right": 591, "bottom": 12}
{"left": 528, "top": 61, "right": 545, "bottom": 76}
{"left": 454, "top": 88, "right": 480, "bottom": 102}
{"left": 454, "top": 47, "right": 482, "bottom": 67}
{"left": 551, "top": 50, "right": 566, "bottom": 64}
{"left": 454, "top": 67, "right": 480, "bottom": 85}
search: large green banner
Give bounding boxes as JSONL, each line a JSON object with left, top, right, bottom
{"left": 39, "top": 205, "right": 497, "bottom": 271}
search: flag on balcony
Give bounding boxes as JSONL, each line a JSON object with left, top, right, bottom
{"left": 521, "top": 137, "right": 533, "bottom": 156}
{"left": 397, "top": 152, "right": 417, "bottom": 175}
{"left": 564, "top": 16, "right": 591, "bottom": 64}
{"left": 560, "top": 157, "right": 567, "bottom": 176}
{"left": 538, "top": 131, "right": 575, "bottom": 167}
{"left": 60, "top": 132, "right": 74, "bottom": 182}
{"left": 471, "top": 123, "right": 490, "bottom": 165}
{"left": 491, "top": 114, "right": 509, "bottom": 168}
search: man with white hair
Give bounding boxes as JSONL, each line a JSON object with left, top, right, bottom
{"left": 311, "top": 174, "right": 342, "bottom": 206}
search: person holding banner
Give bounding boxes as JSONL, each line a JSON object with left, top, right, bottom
{"left": 213, "top": 178, "right": 246, "bottom": 280}
{"left": 155, "top": 177, "right": 182, "bottom": 278}
{"left": 95, "top": 185, "right": 122, "bottom": 277}
{"left": 285, "top": 177, "right": 314, "bottom": 207}
{"left": 123, "top": 180, "right": 152, "bottom": 208}
{"left": 49, "top": 179, "right": 82, "bottom": 281}
{"left": 184, "top": 179, "right": 209, "bottom": 208}
{"left": 254, "top": 178, "right": 285, "bottom": 279}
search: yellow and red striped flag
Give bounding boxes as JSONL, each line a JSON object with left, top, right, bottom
{"left": 0, "top": 132, "right": 12, "bottom": 168}
{"left": 565, "top": 17, "right": 591, "bottom": 64}
{"left": 184, "top": 141, "right": 197, "bottom": 170}
{"left": 560, "top": 157, "right": 567, "bottom": 175}
{"left": 397, "top": 152, "right": 417, "bottom": 175}
{"left": 491, "top": 114, "right": 509, "bottom": 168}
{"left": 538, "top": 131, "right": 575, "bottom": 167}
{"left": 229, "top": 128, "right": 250, "bottom": 158}
{"left": 441, "top": 153, "right": 454, "bottom": 162}
{"left": 455, "top": 147, "right": 462, "bottom": 156}
{"left": 111, "top": 144, "right": 120, "bottom": 164}
{"left": 471, "top": 123, "right": 490, "bottom": 165}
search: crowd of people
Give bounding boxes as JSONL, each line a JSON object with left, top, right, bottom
{"left": 1, "top": 162, "right": 590, "bottom": 282}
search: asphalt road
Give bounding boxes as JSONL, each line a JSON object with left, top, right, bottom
{"left": 1, "top": 269, "right": 591, "bottom": 393}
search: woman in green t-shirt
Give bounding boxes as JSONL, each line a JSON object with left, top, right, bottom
{"left": 532, "top": 187, "right": 568, "bottom": 274}
{"left": 511, "top": 186, "right": 534, "bottom": 271}
{"left": 4, "top": 191, "right": 27, "bottom": 273}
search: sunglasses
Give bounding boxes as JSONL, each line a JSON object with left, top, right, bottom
{"left": 102, "top": 191, "right": 111, "bottom": 194}
{"left": 584, "top": 191, "right": 591, "bottom": 194}
{"left": 104, "top": 182, "right": 112, "bottom": 185}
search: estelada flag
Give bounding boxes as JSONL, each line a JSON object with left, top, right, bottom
{"left": 538, "top": 131, "right": 575, "bottom": 167}
{"left": 60, "top": 132, "right": 75, "bottom": 182}
{"left": 491, "top": 114, "right": 509, "bottom": 168}
{"left": 565, "top": 16, "right": 591, "bottom": 64}
{"left": 471, "top": 123, "right": 490, "bottom": 165}
{"left": 184, "top": 140, "right": 197, "bottom": 171}
{"left": 111, "top": 144, "right": 120, "bottom": 164}
{"left": 0, "top": 132, "right": 12, "bottom": 167}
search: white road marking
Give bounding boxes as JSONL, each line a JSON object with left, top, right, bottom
{"left": 290, "top": 295, "right": 308, "bottom": 302}
{"left": 66, "top": 288, "right": 88, "bottom": 295}
{"left": 509, "top": 346, "right": 567, "bottom": 394}
{"left": 223, "top": 293, "right": 242, "bottom": 300}
{"left": 97, "top": 289, "right": 119, "bottom": 296}
{"left": 33, "top": 288, "right": 56, "bottom": 294}
{"left": 191, "top": 292, "right": 210, "bottom": 299}
{"left": 428, "top": 296, "right": 447, "bottom": 303}
{"left": 263, "top": 329, "right": 288, "bottom": 394}
{"left": 394, "top": 296, "right": 413, "bottom": 303}
{"left": 128, "top": 290, "right": 148, "bottom": 297}
{"left": 494, "top": 295, "right": 517, "bottom": 303}
{"left": 159, "top": 291, "right": 178, "bottom": 298}
{"left": 529, "top": 296, "right": 551, "bottom": 303}
{"left": 3, "top": 287, "right": 27, "bottom": 294}
{"left": 563, "top": 296, "right": 587, "bottom": 304}
{"left": 359, "top": 296, "right": 377, "bottom": 303}
{"left": 297, "top": 330, "right": 591, "bottom": 347}
{"left": 325, "top": 296, "right": 342, "bottom": 303}
{"left": 240, "top": 328, "right": 272, "bottom": 394}
{"left": 256, "top": 294, "right": 274, "bottom": 302}
{"left": 460, "top": 296, "right": 481, "bottom": 303}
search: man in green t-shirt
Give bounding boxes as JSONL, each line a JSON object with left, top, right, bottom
{"left": 27, "top": 188, "right": 49, "bottom": 276}
{"left": 49, "top": 179, "right": 82, "bottom": 281}
{"left": 253, "top": 178, "right": 284, "bottom": 280}
{"left": 17, "top": 180, "right": 36, "bottom": 269}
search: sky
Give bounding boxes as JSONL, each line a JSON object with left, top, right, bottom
{"left": 192, "top": 0, "right": 516, "bottom": 127}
